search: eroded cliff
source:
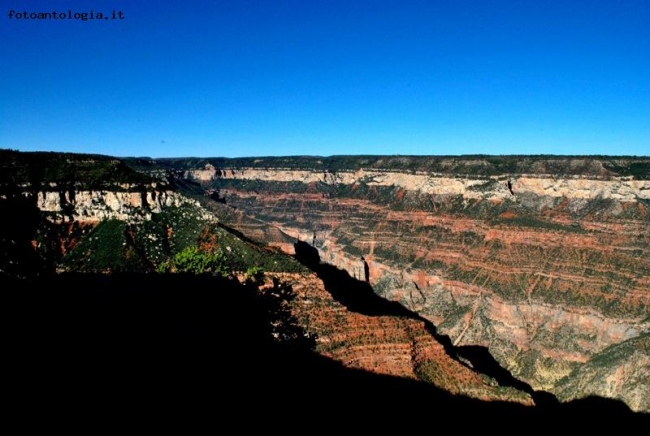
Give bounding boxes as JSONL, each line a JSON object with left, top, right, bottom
{"left": 159, "top": 155, "right": 650, "bottom": 412}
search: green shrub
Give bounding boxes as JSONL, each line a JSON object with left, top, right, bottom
{"left": 166, "top": 245, "right": 230, "bottom": 276}
{"left": 245, "top": 265, "right": 265, "bottom": 284}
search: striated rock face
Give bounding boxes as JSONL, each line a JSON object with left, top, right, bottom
{"left": 269, "top": 272, "right": 534, "bottom": 405}
{"left": 3, "top": 183, "right": 201, "bottom": 224}
{"left": 167, "top": 156, "right": 650, "bottom": 412}
{"left": 207, "top": 167, "right": 650, "bottom": 202}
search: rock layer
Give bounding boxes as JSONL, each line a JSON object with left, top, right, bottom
{"left": 270, "top": 272, "right": 534, "bottom": 404}
{"left": 1, "top": 183, "right": 203, "bottom": 224}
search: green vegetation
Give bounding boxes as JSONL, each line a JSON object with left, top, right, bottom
{"left": 147, "top": 202, "right": 210, "bottom": 254}
{"left": 57, "top": 202, "right": 308, "bottom": 275}
{"left": 157, "top": 245, "right": 230, "bottom": 276}
{"left": 61, "top": 219, "right": 150, "bottom": 272}
{"left": 245, "top": 265, "right": 265, "bottom": 283}
{"left": 0, "top": 149, "right": 153, "bottom": 191}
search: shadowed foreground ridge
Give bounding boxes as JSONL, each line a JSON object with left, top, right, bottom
{"left": 4, "top": 272, "right": 648, "bottom": 428}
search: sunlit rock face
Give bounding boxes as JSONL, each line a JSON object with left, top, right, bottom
{"left": 268, "top": 272, "right": 535, "bottom": 405}
{"left": 170, "top": 156, "right": 650, "bottom": 412}
{"left": 24, "top": 184, "right": 195, "bottom": 223}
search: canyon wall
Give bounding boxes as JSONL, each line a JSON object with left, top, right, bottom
{"left": 179, "top": 157, "right": 650, "bottom": 412}
{"left": 2, "top": 183, "right": 203, "bottom": 224}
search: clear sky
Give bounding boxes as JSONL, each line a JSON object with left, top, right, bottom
{"left": 1, "top": 0, "right": 649, "bottom": 158}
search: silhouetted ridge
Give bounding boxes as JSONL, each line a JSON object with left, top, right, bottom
{"left": 3, "top": 266, "right": 647, "bottom": 426}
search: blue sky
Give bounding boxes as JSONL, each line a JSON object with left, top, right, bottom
{"left": 1, "top": 0, "right": 648, "bottom": 158}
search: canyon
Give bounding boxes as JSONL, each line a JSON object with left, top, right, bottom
{"left": 140, "top": 155, "right": 650, "bottom": 412}
{"left": 2, "top": 150, "right": 649, "bottom": 417}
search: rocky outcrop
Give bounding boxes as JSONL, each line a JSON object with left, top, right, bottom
{"left": 0, "top": 150, "right": 204, "bottom": 224}
{"left": 1, "top": 182, "right": 207, "bottom": 224}
{"left": 31, "top": 184, "right": 190, "bottom": 223}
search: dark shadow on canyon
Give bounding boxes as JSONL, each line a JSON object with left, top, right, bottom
{"left": 3, "top": 270, "right": 648, "bottom": 428}
{"left": 457, "top": 345, "right": 533, "bottom": 393}
{"left": 294, "top": 240, "right": 416, "bottom": 317}
{"left": 292, "top": 240, "right": 648, "bottom": 421}
{"left": 455, "top": 345, "right": 560, "bottom": 408}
